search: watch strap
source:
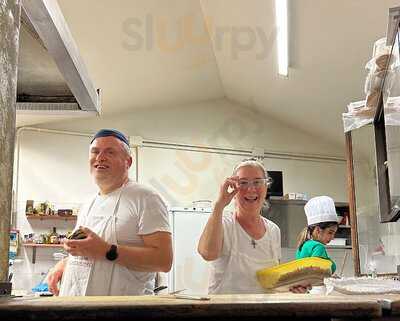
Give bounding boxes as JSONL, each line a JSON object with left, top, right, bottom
{"left": 105, "top": 244, "right": 118, "bottom": 261}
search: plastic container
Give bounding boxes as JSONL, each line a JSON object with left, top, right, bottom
{"left": 364, "top": 70, "right": 385, "bottom": 94}
{"left": 342, "top": 101, "right": 375, "bottom": 133}
{"left": 347, "top": 101, "right": 365, "bottom": 113}
{"left": 345, "top": 100, "right": 376, "bottom": 118}
{"left": 365, "top": 90, "right": 380, "bottom": 108}
{"left": 365, "top": 54, "right": 394, "bottom": 72}
{"left": 373, "top": 37, "right": 390, "bottom": 58}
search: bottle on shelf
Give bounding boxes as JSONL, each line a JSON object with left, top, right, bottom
{"left": 49, "top": 227, "right": 60, "bottom": 244}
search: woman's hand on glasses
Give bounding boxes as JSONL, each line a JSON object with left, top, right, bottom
{"left": 215, "top": 176, "right": 239, "bottom": 208}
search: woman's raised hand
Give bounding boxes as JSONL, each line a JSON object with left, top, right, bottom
{"left": 215, "top": 176, "right": 239, "bottom": 208}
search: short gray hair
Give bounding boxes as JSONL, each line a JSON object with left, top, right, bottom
{"left": 233, "top": 158, "right": 273, "bottom": 187}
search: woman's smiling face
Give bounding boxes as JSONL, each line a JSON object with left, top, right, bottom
{"left": 234, "top": 165, "right": 267, "bottom": 214}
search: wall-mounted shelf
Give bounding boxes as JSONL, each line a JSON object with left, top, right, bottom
{"left": 24, "top": 215, "right": 74, "bottom": 263}
{"left": 267, "top": 200, "right": 351, "bottom": 249}
{"left": 270, "top": 199, "right": 308, "bottom": 206}
{"left": 270, "top": 199, "right": 349, "bottom": 207}
{"left": 26, "top": 215, "right": 77, "bottom": 221}
{"left": 23, "top": 243, "right": 63, "bottom": 247}
{"left": 23, "top": 243, "right": 64, "bottom": 263}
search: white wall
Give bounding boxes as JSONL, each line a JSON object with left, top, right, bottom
{"left": 40, "top": 98, "right": 345, "bottom": 157}
{"left": 13, "top": 131, "right": 91, "bottom": 293}
{"left": 138, "top": 146, "right": 347, "bottom": 209}
{"left": 37, "top": 98, "right": 348, "bottom": 203}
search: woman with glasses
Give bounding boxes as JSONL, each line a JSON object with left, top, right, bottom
{"left": 198, "top": 158, "right": 281, "bottom": 294}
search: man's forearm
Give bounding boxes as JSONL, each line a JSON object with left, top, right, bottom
{"left": 55, "top": 257, "right": 67, "bottom": 272}
{"left": 116, "top": 244, "right": 172, "bottom": 272}
{"left": 113, "top": 232, "right": 173, "bottom": 272}
{"left": 47, "top": 257, "right": 68, "bottom": 295}
{"left": 63, "top": 229, "right": 172, "bottom": 272}
{"left": 116, "top": 245, "right": 172, "bottom": 272}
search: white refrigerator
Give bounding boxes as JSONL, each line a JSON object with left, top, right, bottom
{"left": 168, "top": 207, "right": 211, "bottom": 295}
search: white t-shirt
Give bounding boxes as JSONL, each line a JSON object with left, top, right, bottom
{"left": 208, "top": 213, "right": 281, "bottom": 294}
{"left": 82, "top": 182, "right": 171, "bottom": 245}
{"left": 76, "top": 180, "right": 170, "bottom": 295}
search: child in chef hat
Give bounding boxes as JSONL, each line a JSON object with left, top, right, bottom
{"left": 295, "top": 196, "right": 339, "bottom": 273}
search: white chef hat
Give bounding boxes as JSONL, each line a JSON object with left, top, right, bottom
{"left": 304, "top": 196, "right": 338, "bottom": 226}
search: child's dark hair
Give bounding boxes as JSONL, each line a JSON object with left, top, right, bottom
{"left": 296, "top": 221, "right": 338, "bottom": 249}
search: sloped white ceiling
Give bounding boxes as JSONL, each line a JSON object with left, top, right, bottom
{"left": 200, "top": 0, "right": 400, "bottom": 146}
{"left": 56, "top": 0, "right": 224, "bottom": 112}
{"left": 16, "top": 0, "right": 400, "bottom": 148}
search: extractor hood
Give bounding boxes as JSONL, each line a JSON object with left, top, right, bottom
{"left": 17, "top": 0, "right": 100, "bottom": 118}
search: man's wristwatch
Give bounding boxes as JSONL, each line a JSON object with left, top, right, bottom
{"left": 105, "top": 244, "right": 118, "bottom": 261}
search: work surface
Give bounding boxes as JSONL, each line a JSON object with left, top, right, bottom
{"left": 0, "top": 293, "right": 399, "bottom": 321}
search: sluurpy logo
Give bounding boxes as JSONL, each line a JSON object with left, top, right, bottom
{"left": 122, "top": 13, "right": 277, "bottom": 61}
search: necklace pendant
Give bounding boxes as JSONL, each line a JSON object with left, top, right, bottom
{"left": 251, "top": 239, "right": 256, "bottom": 248}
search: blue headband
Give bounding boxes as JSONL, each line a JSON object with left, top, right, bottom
{"left": 91, "top": 129, "right": 129, "bottom": 146}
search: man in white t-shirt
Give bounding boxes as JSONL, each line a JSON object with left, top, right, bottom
{"left": 47, "top": 129, "right": 172, "bottom": 296}
{"left": 198, "top": 158, "right": 281, "bottom": 294}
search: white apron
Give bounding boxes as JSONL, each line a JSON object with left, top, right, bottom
{"left": 210, "top": 217, "right": 278, "bottom": 294}
{"left": 59, "top": 186, "right": 154, "bottom": 296}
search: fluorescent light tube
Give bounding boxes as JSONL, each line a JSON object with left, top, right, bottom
{"left": 275, "top": 0, "right": 288, "bottom": 77}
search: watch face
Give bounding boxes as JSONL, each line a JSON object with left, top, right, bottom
{"left": 106, "top": 244, "right": 118, "bottom": 261}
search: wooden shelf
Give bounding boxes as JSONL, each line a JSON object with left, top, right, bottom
{"left": 23, "top": 243, "right": 63, "bottom": 248}
{"left": 270, "top": 199, "right": 307, "bottom": 205}
{"left": 26, "top": 214, "right": 77, "bottom": 221}
{"left": 23, "top": 243, "right": 64, "bottom": 263}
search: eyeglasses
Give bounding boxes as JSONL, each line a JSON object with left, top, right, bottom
{"left": 237, "top": 178, "right": 270, "bottom": 189}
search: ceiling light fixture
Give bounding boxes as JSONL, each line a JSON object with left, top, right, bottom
{"left": 275, "top": 0, "right": 288, "bottom": 77}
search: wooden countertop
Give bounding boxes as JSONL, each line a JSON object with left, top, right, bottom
{"left": 362, "top": 294, "right": 400, "bottom": 315}
{"left": 0, "top": 293, "right": 384, "bottom": 321}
